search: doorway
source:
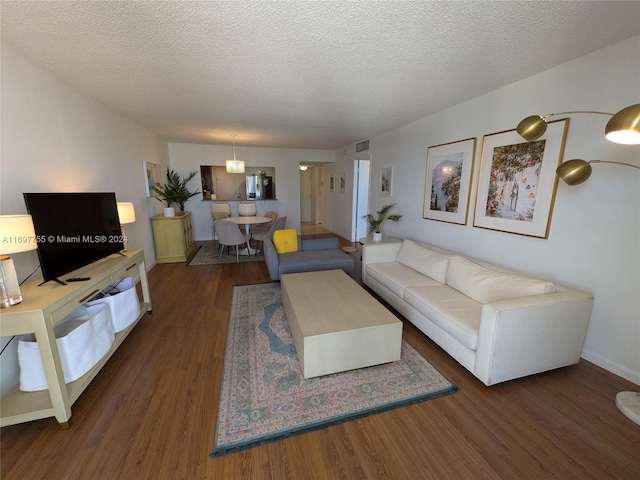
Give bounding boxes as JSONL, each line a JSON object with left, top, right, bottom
{"left": 351, "top": 158, "right": 370, "bottom": 242}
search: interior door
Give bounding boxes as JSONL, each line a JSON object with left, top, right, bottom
{"left": 352, "top": 158, "right": 370, "bottom": 242}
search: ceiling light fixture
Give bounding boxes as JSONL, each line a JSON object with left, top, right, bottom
{"left": 516, "top": 104, "right": 640, "bottom": 145}
{"left": 299, "top": 165, "right": 308, "bottom": 171}
{"left": 226, "top": 134, "right": 245, "bottom": 173}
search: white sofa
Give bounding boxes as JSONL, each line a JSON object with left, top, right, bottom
{"left": 362, "top": 239, "right": 593, "bottom": 386}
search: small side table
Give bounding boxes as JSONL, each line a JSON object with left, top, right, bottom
{"left": 342, "top": 246, "right": 358, "bottom": 254}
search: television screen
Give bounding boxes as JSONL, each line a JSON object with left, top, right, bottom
{"left": 23, "top": 192, "right": 124, "bottom": 284}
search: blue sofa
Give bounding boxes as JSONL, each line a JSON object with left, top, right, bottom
{"left": 263, "top": 236, "right": 355, "bottom": 280}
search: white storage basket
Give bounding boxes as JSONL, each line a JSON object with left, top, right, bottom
{"left": 87, "top": 277, "right": 141, "bottom": 333}
{"left": 18, "top": 304, "right": 115, "bottom": 392}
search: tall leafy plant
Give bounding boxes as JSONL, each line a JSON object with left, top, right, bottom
{"left": 365, "top": 203, "right": 403, "bottom": 234}
{"left": 152, "top": 168, "right": 200, "bottom": 211}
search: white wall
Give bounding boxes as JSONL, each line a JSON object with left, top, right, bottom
{"left": 0, "top": 46, "right": 169, "bottom": 394}
{"left": 167, "top": 143, "right": 334, "bottom": 239}
{"left": 327, "top": 35, "right": 640, "bottom": 385}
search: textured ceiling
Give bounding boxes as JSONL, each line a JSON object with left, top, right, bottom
{"left": 2, "top": 1, "right": 640, "bottom": 149}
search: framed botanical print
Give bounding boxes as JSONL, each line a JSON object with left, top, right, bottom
{"left": 329, "top": 174, "right": 335, "bottom": 192}
{"left": 380, "top": 167, "right": 392, "bottom": 196}
{"left": 473, "top": 119, "right": 569, "bottom": 238}
{"left": 423, "top": 137, "right": 476, "bottom": 224}
{"left": 340, "top": 172, "right": 346, "bottom": 193}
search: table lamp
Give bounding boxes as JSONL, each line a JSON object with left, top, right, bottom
{"left": 0, "top": 215, "right": 38, "bottom": 308}
{"left": 116, "top": 202, "right": 136, "bottom": 251}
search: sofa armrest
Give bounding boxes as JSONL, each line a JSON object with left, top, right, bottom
{"left": 263, "top": 238, "right": 280, "bottom": 280}
{"left": 362, "top": 242, "right": 403, "bottom": 281}
{"left": 474, "top": 291, "right": 593, "bottom": 385}
{"left": 301, "top": 237, "right": 339, "bottom": 251}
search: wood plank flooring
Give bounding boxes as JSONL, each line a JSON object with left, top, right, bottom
{"left": 2, "top": 238, "right": 639, "bottom": 479}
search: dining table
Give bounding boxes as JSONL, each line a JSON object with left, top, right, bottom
{"left": 221, "top": 216, "right": 272, "bottom": 255}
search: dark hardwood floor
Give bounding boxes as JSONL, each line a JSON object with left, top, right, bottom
{"left": 2, "top": 236, "right": 639, "bottom": 479}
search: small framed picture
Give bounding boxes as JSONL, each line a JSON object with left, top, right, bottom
{"left": 340, "top": 172, "right": 346, "bottom": 193}
{"left": 423, "top": 138, "right": 476, "bottom": 225}
{"left": 379, "top": 167, "right": 393, "bottom": 196}
{"left": 329, "top": 174, "right": 335, "bottom": 192}
{"left": 473, "top": 119, "right": 569, "bottom": 238}
{"left": 143, "top": 161, "right": 163, "bottom": 198}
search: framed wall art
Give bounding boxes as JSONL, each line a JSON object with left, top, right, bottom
{"left": 379, "top": 167, "right": 392, "bottom": 196}
{"left": 143, "top": 161, "right": 163, "bottom": 198}
{"left": 329, "top": 174, "right": 335, "bottom": 192}
{"left": 339, "top": 172, "right": 346, "bottom": 193}
{"left": 422, "top": 137, "right": 476, "bottom": 224}
{"left": 473, "top": 119, "right": 569, "bottom": 238}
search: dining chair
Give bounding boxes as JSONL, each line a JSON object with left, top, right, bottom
{"left": 251, "top": 216, "right": 287, "bottom": 255}
{"left": 214, "top": 220, "right": 250, "bottom": 263}
{"left": 211, "top": 205, "right": 231, "bottom": 242}
{"left": 238, "top": 203, "right": 257, "bottom": 216}
{"left": 249, "top": 210, "right": 277, "bottom": 236}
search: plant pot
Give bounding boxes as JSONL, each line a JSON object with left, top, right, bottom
{"left": 372, "top": 232, "right": 382, "bottom": 243}
{"left": 163, "top": 207, "right": 175, "bottom": 217}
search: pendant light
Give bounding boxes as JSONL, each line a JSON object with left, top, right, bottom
{"left": 226, "top": 134, "right": 245, "bottom": 173}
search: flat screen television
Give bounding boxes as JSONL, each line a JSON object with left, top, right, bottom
{"left": 23, "top": 192, "right": 124, "bottom": 285}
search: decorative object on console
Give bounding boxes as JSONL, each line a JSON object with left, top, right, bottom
{"left": 151, "top": 168, "right": 200, "bottom": 215}
{"left": 473, "top": 119, "right": 568, "bottom": 238}
{"left": 0, "top": 215, "right": 37, "bottom": 308}
{"left": 116, "top": 202, "right": 136, "bottom": 250}
{"left": 364, "top": 203, "right": 403, "bottom": 243}
{"left": 225, "top": 134, "right": 245, "bottom": 173}
{"left": 423, "top": 137, "right": 476, "bottom": 225}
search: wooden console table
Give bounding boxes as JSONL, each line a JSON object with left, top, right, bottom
{"left": 0, "top": 249, "right": 151, "bottom": 428}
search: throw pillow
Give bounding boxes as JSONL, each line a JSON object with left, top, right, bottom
{"left": 273, "top": 229, "right": 299, "bottom": 254}
{"left": 395, "top": 239, "right": 449, "bottom": 283}
{"left": 446, "top": 255, "right": 555, "bottom": 304}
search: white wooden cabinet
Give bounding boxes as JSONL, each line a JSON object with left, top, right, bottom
{"left": 0, "top": 249, "right": 151, "bottom": 428}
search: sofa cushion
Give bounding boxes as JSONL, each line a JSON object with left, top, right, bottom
{"left": 404, "top": 285, "right": 481, "bottom": 350}
{"left": 395, "top": 239, "right": 450, "bottom": 283}
{"left": 447, "top": 255, "right": 555, "bottom": 304}
{"left": 301, "top": 237, "right": 339, "bottom": 251}
{"left": 273, "top": 229, "right": 298, "bottom": 254}
{"left": 367, "top": 262, "right": 441, "bottom": 298}
{"left": 278, "top": 249, "right": 354, "bottom": 276}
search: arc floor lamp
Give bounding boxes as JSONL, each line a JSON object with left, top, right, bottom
{"left": 517, "top": 103, "right": 640, "bottom": 425}
{"left": 517, "top": 103, "right": 640, "bottom": 185}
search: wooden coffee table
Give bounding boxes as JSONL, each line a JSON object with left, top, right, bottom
{"left": 281, "top": 270, "right": 402, "bottom": 378}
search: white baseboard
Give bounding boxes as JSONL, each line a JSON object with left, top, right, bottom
{"left": 582, "top": 349, "right": 640, "bottom": 387}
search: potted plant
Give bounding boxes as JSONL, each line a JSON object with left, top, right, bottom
{"left": 364, "top": 203, "right": 403, "bottom": 243}
{"left": 152, "top": 168, "right": 200, "bottom": 216}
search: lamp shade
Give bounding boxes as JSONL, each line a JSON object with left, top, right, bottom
{"left": 605, "top": 104, "right": 640, "bottom": 145}
{"left": 516, "top": 115, "right": 548, "bottom": 141}
{"left": 226, "top": 160, "right": 245, "bottom": 173}
{"left": 556, "top": 160, "right": 592, "bottom": 186}
{"left": 0, "top": 215, "right": 38, "bottom": 254}
{"left": 116, "top": 202, "right": 136, "bottom": 224}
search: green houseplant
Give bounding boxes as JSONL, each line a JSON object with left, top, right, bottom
{"left": 152, "top": 168, "right": 200, "bottom": 215}
{"left": 364, "top": 203, "right": 403, "bottom": 242}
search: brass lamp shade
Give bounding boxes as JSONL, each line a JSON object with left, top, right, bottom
{"left": 516, "top": 115, "right": 549, "bottom": 141}
{"left": 556, "top": 159, "right": 592, "bottom": 186}
{"left": 605, "top": 104, "right": 640, "bottom": 145}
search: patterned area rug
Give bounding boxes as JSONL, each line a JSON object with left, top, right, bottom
{"left": 211, "top": 282, "right": 458, "bottom": 457}
{"left": 187, "top": 244, "right": 264, "bottom": 265}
